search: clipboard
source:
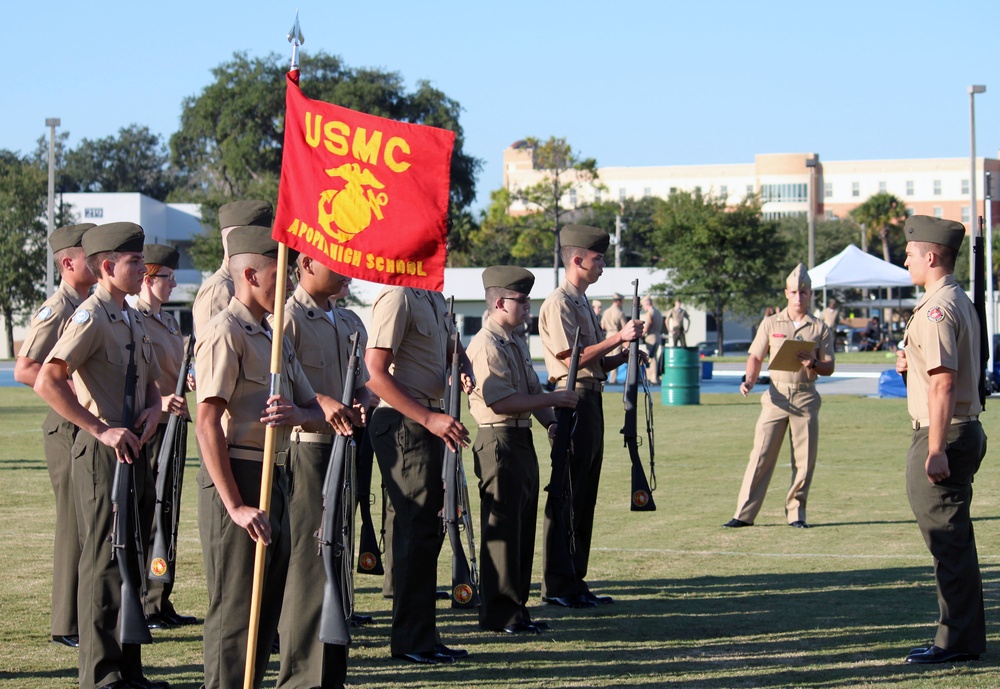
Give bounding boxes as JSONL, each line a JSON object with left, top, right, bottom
{"left": 768, "top": 339, "right": 816, "bottom": 372}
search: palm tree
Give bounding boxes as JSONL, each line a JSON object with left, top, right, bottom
{"left": 850, "top": 192, "right": 907, "bottom": 264}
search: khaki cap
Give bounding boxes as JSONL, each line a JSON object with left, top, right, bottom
{"left": 218, "top": 200, "right": 273, "bottom": 230}
{"left": 904, "top": 215, "right": 966, "bottom": 251}
{"left": 612, "top": 293, "right": 623, "bottom": 301}
{"left": 560, "top": 224, "right": 610, "bottom": 253}
{"left": 786, "top": 262, "right": 812, "bottom": 290}
{"left": 82, "top": 222, "right": 145, "bottom": 257}
{"left": 482, "top": 266, "right": 535, "bottom": 294}
{"left": 143, "top": 244, "right": 179, "bottom": 269}
{"left": 49, "top": 223, "right": 96, "bottom": 253}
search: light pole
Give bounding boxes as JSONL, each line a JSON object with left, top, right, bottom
{"left": 969, "top": 85, "right": 986, "bottom": 291}
{"left": 805, "top": 155, "right": 819, "bottom": 270}
{"left": 45, "top": 117, "right": 60, "bottom": 298}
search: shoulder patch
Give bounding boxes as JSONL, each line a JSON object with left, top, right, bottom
{"left": 926, "top": 306, "right": 944, "bottom": 323}
{"left": 36, "top": 306, "right": 53, "bottom": 321}
{"left": 73, "top": 310, "right": 91, "bottom": 324}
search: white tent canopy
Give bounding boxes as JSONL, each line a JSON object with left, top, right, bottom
{"left": 808, "top": 244, "right": 912, "bottom": 289}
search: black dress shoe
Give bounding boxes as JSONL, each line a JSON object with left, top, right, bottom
{"left": 502, "top": 621, "right": 542, "bottom": 635}
{"left": 434, "top": 643, "right": 469, "bottom": 659}
{"left": 146, "top": 615, "right": 170, "bottom": 630}
{"left": 581, "top": 591, "right": 614, "bottom": 605}
{"left": 97, "top": 681, "right": 133, "bottom": 689}
{"left": 161, "top": 611, "right": 198, "bottom": 626}
{"left": 529, "top": 620, "right": 551, "bottom": 631}
{"left": 393, "top": 651, "right": 453, "bottom": 665}
{"left": 52, "top": 634, "right": 79, "bottom": 647}
{"left": 542, "top": 594, "right": 597, "bottom": 609}
{"left": 789, "top": 520, "right": 810, "bottom": 528}
{"left": 349, "top": 613, "right": 374, "bottom": 627}
{"left": 271, "top": 634, "right": 280, "bottom": 654}
{"left": 905, "top": 644, "right": 980, "bottom": 664}
{"left": 723, "top": 518, "right": 752, "bottom": 528}
{"left": 129, "top": 678, "right": 172, "bottom": 689}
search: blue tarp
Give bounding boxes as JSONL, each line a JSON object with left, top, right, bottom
{"left": 878, "top": 369, "right": 907, "bottom": 398}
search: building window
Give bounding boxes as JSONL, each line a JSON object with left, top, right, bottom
{"left": 933, "top": 179, "right": 941, "bottom": 195}
{"left": 746, "top": 184, "right": 754, "bottom": 197}
{"left": 569, "top": 188, "right": 577, "bottom": 207}
{"left": 824, "top": 182, "right": 832, "bottom": 198}
{"left": 643, "top": 187, "right": 651, "bottom": 198}
{"left": 760, "top": 183, "right": 808, "bottom": 203}
{"left": 619, "top": 188, "right": 626, "bottom": 202}
{"left": 852, "top": 182, "right": 860, "bottom": 198}
{"left": 878, "top": 181, "right": 887, "bottom": 193}
{"left": 762, "top": 210, "right": 807, "bottom": 220}
{"left": 906, "top": 180, "right": 914, "bottom": 196}
{"left": 962, "top": 179, "right": 970, "bottom": 195}
{"left": 719, "top": 185, "right": 728, "bottom": 199}
{"left": 933, "top": 206, "right": 943, "bottom": 218}
{"left": 669, "top": 186, "right": 677, "bottom": 196}
{"left": 825, "top": 210, "right": 836, "bottom": 220}
{"left": 594, "top": 188, "right": 602, "bottom": 203}
{"left": 962, "top": 206, "right": 971, "bottom": 224}
{"left": 906, "top": 208, "right": 915, "bottom": 217}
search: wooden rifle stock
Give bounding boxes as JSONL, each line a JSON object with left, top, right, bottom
{"left": 442, "top": 297, "right": 480, "bottom": 609}
{"left": 318, "top": 333, "right": 361, "bottom": 648}
{"left": 621, "top": 280, "right": 657, "bottom": 511}
{"left": 546, "top": 327, "right": 581, "bottom": 557}
{"left": 975, "top": 216, "right": 989, "bottom": 407}
{"left": 149, "top": 334, "right": 195, "bottom": 583}
{"left": 110, "top": 339, "right": 152, "bottom": 644}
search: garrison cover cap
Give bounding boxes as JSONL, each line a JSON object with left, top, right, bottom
{"left": 218, "top": 200, "right": 274, "bottom": 231}
{"left": 82, "top": 222, "right": 145, "bottom": 257}
{"left": 482, "top": 266, "right": 535, "bottom": 294}
{"left": 785, "top": 262, "right": 812, "bottom": 290}
{"left": 560, "top": 224, "right": 611, "bottom": 253}
{"left": 143, "top": 244, "right": 179, "bottom": 270}
{"left": 49, "top": 223, "right": 96, "bottom": 253}
{"left": 904, "top": 215, "right": 966, "bottom": 252}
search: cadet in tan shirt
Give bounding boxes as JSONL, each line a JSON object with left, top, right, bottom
{"left": 897, "top": 216, "right": 986, "bottom": 665}
{"left": 276, "top": 255, "right": 374, "bottom": 689}
{"left": 468, "top": 266, "right": 577, "bottom": 634}
{"left": 192, "top": 200, "right": 273, "bottom": 339}
{"left": 539, "top": 225, "right": 643, "bottom": 608}
{"left": 35, "top": 222, "right": 166, "bottom": 689}
{"left": 666, "top": 299, "right": 690, "bottom": 348}
{"left": 14, "top": 222, "right": 95, "bottom": 648}
{"left": 600, "top": 293, "right": 626, "bottom": 383}
{"left": 194, "top": 227, "right": 323, "bottom": 689}
{"left": 725, "top": 263, "right": 834, "bottom": 530}
{"left": 365, "top": 286, "right": 473, "bottom": 665}
{"left": 641, "top": 295, "right": 665, "bottom": 383}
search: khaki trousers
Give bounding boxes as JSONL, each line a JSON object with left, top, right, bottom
{"left": 734, "top": 385, "right": 820, "bottom": 524}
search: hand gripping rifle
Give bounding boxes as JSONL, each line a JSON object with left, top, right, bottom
{"left": 110, "top": 338, "right": 153, "bottom": 644}
{"left": 545, "top": 327, "right": 581, "bottom": 560}
{"left": 318, "top": 332, "right": 361, "bottom": 655}
{"left": 975, "top": 216, "right": 989, "bottom": 407}
{"left": 149, "top": 335, "right": 195, "bottom": 583}
{"left": 621, "top": 280, "right": 657, "bottom": 511}
{"left": 442, "top": 296, "right": 480, "bottom": 609}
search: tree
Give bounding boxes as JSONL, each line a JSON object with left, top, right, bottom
{"left": 513, "top": 137, "right": 599, "bottom": 285}
{"left": 587, "top": 196, "right": 665, "bottom": 266}
{"left": 653, "top": 191, "right": 788, "bottom": 353}
{"left": 62, "top": 124, "right": 179, "bottom": 200}
{"left": 450, "top": 187, "right": 551, "bottom": 267}
{"left": 776, "top": 215, "right": 864, "bottom": 266}
{"left": 170, "top": 51, "right": 481, "bottom": 269}
{"left": 0, "top": 150, "right": 48, "bottom": 355}
{"left": 850, "top": 192, "right": 907, "bottom": 265}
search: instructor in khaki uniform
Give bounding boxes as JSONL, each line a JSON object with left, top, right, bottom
{"left": 276, "top": 255, "right": 374, "bottom": 689}
{"left": 195, "top": 227, "right": 324, "bottom": 689}
{"left": 365, "top": 286, "right": 473, "bottom": 665}
{"left": 539, "top": 225, "right": 643, "bottom": 608}
{"left": 897, "top": 216, "right": 987, "bottom": 665}
{"left": 35, "top": 223, "right": 168, "bottom": 689}
{"left": 469, "top": 267, "right": 578, "bottom": 634}
{"left": 14, "top": 222, "right": 96, "bottom": 648}
{"left": 724, "top": 264, "right": 834, "bottom": 529}
{"left": 191, "top": 200, "right": 273, "bottom": 339}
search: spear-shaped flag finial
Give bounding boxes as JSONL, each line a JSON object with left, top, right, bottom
{"left": 287, "top": 10, "right": 305, "bottom": 71}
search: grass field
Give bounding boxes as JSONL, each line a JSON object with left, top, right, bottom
{"left": 2, "top": 384, "right": 999, "bottom": 688}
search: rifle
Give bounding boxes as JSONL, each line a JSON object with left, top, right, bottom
{"left": 317, "top": 332, "right": 360, "bottom": 655}
{"left": 149, "top": 334, "right": 195, "bottom": 583}
{"left": 110, "top": 338, "right": 153, "bottom": 644}
{"left": 975, "top": 216, "right": 989, "bottom": 407}
{"left": 621, "top": 280, "right": 657, "bottom": 511}
{"left": 442, "top": 296, "right": 480, "bottom": 609}
{"left": 353, "top": 422, "right": 384, "bottom": 575}
{"left": 545, "top": 327, "right": 581, "bottom": 560}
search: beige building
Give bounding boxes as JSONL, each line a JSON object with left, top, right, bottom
{"left": 504, "top": 143, "right": 1000, "bottom": 230}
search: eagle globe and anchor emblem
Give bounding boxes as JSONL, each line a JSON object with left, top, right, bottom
{"left": 317, "top": 163, "right": 389, "bottom": 243}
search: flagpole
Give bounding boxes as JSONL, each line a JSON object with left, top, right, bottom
{"left": 241, "top": 14, "right": 302, "bottom": 689}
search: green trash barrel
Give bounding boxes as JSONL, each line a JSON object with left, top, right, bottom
{"left": 662, "top": 347, "right": 700, "bottom": 406}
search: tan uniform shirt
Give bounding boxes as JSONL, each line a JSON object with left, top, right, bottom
{"left": 368, "top": 287, "right": 449, "bottom": 404}
{"left": 667, "top": 306, "right": 689, "bottom": 333}
{"left": 18, "top": 281, "right": 87, "bottom": 362}
{"left": 600, "top": 302, "right": 626, "bottom": 337}
{"left": 749, "top": 308, "right": 834, "bottom": 386}
{"left": 467, "top": 316, "right": 542, "bottom": 426}
{"left": 821, "top": 307, "right": 838, "bottom": 330}
{"left": 903, "top": 274, "right": 982, "bottom": 421}
{"left": 282, "top": 285, "right": 369, "bottom": 434}
{"left": 540, "top": 280, "right": 606, "bottom": 384}
{"left": 47, "top": 283, "right": 161, "bottom": 425}
{"left": 642, "top": 307, "right": 664, "bottom": 347}
{"left": 136, "top": 299, "right": 185, "bottom": 425}
{"left": 192, "top": 264, "right": 234, "bottom": 340}
{"left": 195, "top": 297, "right": 315, "bottom": 451}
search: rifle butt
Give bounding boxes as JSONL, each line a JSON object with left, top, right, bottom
{"left": 148, "top": 526, "right": 172, "bottom": 582}
{"left": 448, "top": 531, "right": 480, "bottom": 609}
{"left": 356, "top": 520, "right": 384, "bottom": 576}
{"left": 119, "top": 579, "right": 152, "bottom": 644}
{"left": 318, "top": 578, "right": 351, "bottom": 646}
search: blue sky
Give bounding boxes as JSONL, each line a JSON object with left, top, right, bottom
{"left": 2, "top": 0, "right": 998, "bottom": 212}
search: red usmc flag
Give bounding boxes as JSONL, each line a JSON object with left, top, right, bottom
{"left": 273, "top": 72, "right": 454, "bottom": 291}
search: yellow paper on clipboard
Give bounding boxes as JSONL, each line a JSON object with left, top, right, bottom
{"left": 768, "top": 338, "right": 816, "bottom": 371}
